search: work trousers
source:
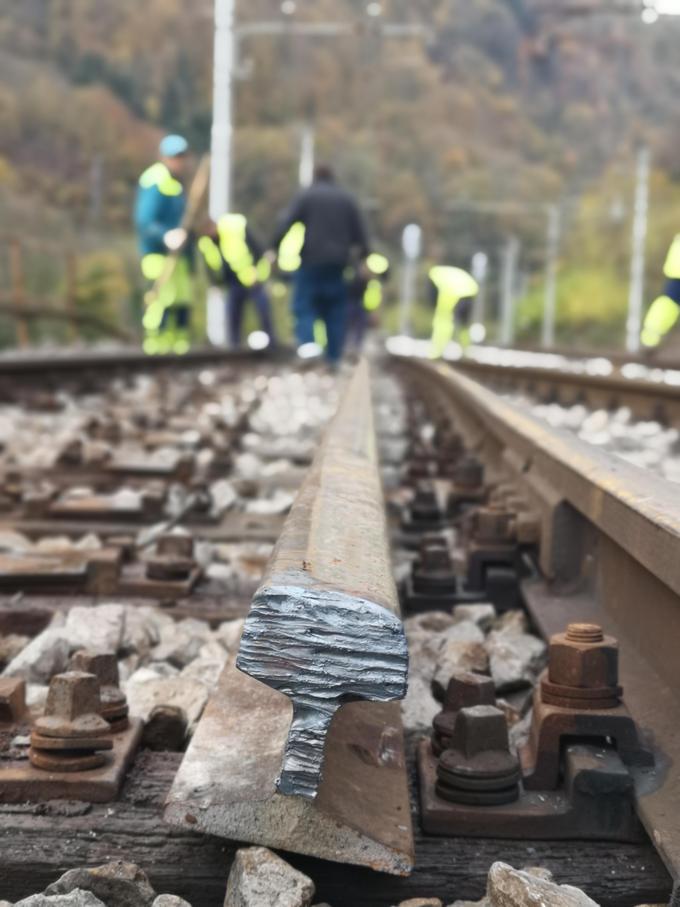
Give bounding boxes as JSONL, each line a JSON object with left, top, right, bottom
{"left": 346, "top": 294, "right": 370, "bottom": 351}
{"left": 293, "top": 264, "right": 348, "bottom": 364}
{"left": 228, "top": 282, "right": 275, "bottom": 347}
{"left": 141, "top": 254, "right": 193, "bottom": 355}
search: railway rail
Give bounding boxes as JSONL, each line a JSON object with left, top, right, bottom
{"left": 452, "top": 347, "right": 680, "bottom": 424}
{"left": 0, "top": 346, "right": 678, "bottom": 906}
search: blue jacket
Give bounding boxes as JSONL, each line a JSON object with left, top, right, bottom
{"left": 134, "top": 162, "right": 186, "bottom": 257}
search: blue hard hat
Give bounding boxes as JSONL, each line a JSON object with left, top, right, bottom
{"left": 159, "top": 134, "right": 189, "bottom": 158}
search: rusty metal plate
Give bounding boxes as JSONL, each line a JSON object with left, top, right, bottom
{"left": 164, "top": 661, "right": 414, "bottom": 876}
{"left": 0, "top": 718, "right": 142, "bottom": 804}
{"left": 418, "top": 739, "right": 643, "bottom": 842}
{"left": 523, "top": 578, "right": 680, "bottom": 887}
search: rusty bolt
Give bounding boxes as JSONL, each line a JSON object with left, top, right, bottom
{"left": 418, "top": 536, "right": 452, "bottom": 573}
{"left": 436, "top": 705, "right": 521, "bottom": 805}
{"left": 411, "top": 482, "right": 440, "bottom": 519}
{"left": 146, "top": 532, "right": 197, "bottom": 581}
{"left": 453, "top": 456, "right": 484, "bottom": 490}
{"left": 449, "top": 704, "right": 510, "bottom": 758}
{"left": 513, "top": 513, "right": 541, "bottom": 545}
{"left": 70, "top": 651, "right": 120, "bottom": 690}
{"left": 34, "top": 672, "right": 110, "bottom": 740}
{"left": 69, "top": 652, "right": 128, "bottom": 731}
{"left": 432, "top": 672, "right": 496, "bottom": 756}
{"left": 542, "top": 623, "right": 622, "bottom": 709}
{"left": 444, "top": 672, "right": 496, "bottom": 714}
{"left": 157, "top": 533, "right": 195, "bottom": 559}
{"left": 549, "top": 623, "right": 619, "bottom": 689}
{"left": 471, "top": 508, "right": 514, "bottom": 544}
{"left": 0, "top": 677, "right": 26, "bottom": 724}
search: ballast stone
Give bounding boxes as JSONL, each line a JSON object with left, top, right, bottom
{"left": 14, "top": 892, "right": 107, "bottom": 907}
{"left": 45, "top": 861, "right": 157, "bottom": 907}
{"left": 485, "top": 630, "right": 546, "bottom": 692}
{"left": 397, "top": 899, "right": 444, "bottom": 907}
{"left": 152, "top": 897, "right": 193, "bottom": 907}
{"left": 446, "top": 863, "right": 600, "bottom": 907}
{"left": 65, "top": 605, "right": 127, "bottom": 655}
{"left": 14, "top": 893, "right": 107, "bottom": 907}
{"left": 224, "top": 847, "right": 315, "bottom": 907}
{"left": 3, "top": 625, "right": 69, "bottom": 683}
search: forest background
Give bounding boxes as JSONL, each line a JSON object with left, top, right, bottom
{"left": 1, "top": 0, "right": 679, "bottom": 347}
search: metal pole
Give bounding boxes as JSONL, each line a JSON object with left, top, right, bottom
{"left": 210, "top": 0, "right": 236, "bottom": 220}
{"left": 9, "top": 241, "right": 29, "bottom": 349}
{"left": 399, "top": 224, "right": 422, "bottom": 336}
{"left": 299, "top": 123, "right": 315, "bottom": 187}
{"left": 471, "top": 251, "right": 489, "bottom": 327}
{"left": 542, "top": 204, "right": 561, "bottom": 348}
{"left": 626, "top": 146, "right": 650, "bottom": 354}
{"left": 500, "top": 236, "right": 520, "bottom": 346}
{"left": 400, "top": 260, "right": 416, "bottom": 337}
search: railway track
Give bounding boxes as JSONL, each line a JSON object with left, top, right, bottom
{"left": 0, "top": 347, "right": 678, "bottom": 906}
{"left": 454, "top": 346, "right": 680, "bottom": 424}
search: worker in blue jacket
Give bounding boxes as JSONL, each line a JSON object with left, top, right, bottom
{"left": 135, "top": 135, "right": 193, "bottom": 354}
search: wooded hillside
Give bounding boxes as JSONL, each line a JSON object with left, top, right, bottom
{"left": 1, "top": 1, "right": 679, "bottom": 341}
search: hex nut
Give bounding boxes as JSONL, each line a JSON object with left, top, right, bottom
{"left": 548, "top": 624, "right": 619, "bottom": 691}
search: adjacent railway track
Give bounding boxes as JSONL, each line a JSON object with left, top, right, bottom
{"left": 0, "top": 347, "right": 679, "bottom": 905}
{"left": 451, "top": 349, "right": 680, "bottom": 424}
{"left": 394, "top": 354, "right": 680, "bottom": 904}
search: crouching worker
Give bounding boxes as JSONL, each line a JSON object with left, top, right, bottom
{"left": 429, "top": 265, "right": 479, "bottom": 359}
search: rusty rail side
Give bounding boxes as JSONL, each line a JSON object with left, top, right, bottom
{"left": 165, "top": 360, "right": 414, "bottom": 875}
{"left": 396, "top": 356, "right": 680, "bottom": 895}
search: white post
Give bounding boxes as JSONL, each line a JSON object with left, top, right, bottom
{"left": 626, "top": 146, "right": 650, "bottom": 354}
{"left": 299, "top": 123, "right": 315, "bottom": 188}
{"left": 399, "top": 224, "right": 422, "bottom": 336}
{"left": 471, "top": 251, "right": 489, "bottom": 327}
{"left": 210, "top": 0, "right": 236, "bottom": 220}
{"left": 542, "top": 204, "right": 561, "bottom": 348}
{"left": 208, "top": 0, "right": 236, "bottom": 347}
{"left": 500, "top": 236, "right": 520, "bottom": 346}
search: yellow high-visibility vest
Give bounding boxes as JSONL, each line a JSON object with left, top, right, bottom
{"left": 278, "top": 222, "right": 306, "bottom": 273}
{"left": 429, "top": 266, "right": 479, "bottom": 306}
{"left": 363, "top": 253, "right": 390, "bottom": 311}
{"left": 367, "top": 253, "right": 389, "bottom": 276}
{"left": 663, "top": 235, "right": 680, "bottom": 279}
{"left": 216, "top": 214, "right": 270, "bottom": 287}
{"left": 138, "top": 162, "right": 183, "bottom": 197}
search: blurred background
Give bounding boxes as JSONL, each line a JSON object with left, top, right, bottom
{"left": 1, "top": 0, "right": 679, "bottom": 350}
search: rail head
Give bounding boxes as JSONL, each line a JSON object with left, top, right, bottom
{"left": 236, "top": 360, "right": 409, "bottom": 800}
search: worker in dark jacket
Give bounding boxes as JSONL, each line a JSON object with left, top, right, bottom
{"left": 272, "top": 165, "right": 370, "bottom": 365}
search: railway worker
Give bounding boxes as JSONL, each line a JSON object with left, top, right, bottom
{"left": 346, "top": 252, "right": 391, "bottom": 352}
{"left": 271, "top": 164, "right": 371, "bottom": 367}
{"left": 428, "top": 265, "right": 479, "bottom": 359}
{"left": 641, "top": 235, "right": 680, "bottom": 349}
{"left": 135, "top": 135, "right": 194, "bottom": 355}
{"left": 198, "top": 216, "right": 277, "bottom": 348}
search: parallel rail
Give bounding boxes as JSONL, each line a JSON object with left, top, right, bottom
{"left": 0, "top": 346, "right": 289, "bottom": 384}
{"left": 453, "top": 353, "right": 680, "bottom": 423}
{"left": 395, "top": 355, "right": 680, "bottom": 901}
